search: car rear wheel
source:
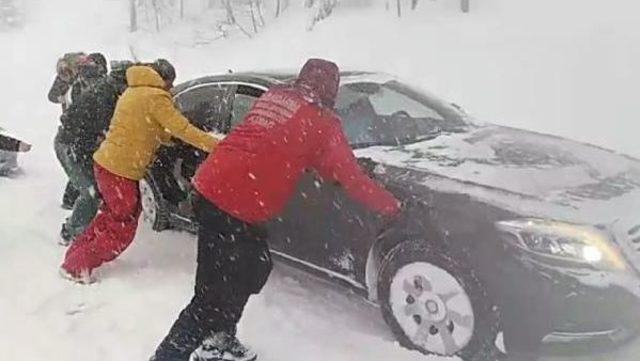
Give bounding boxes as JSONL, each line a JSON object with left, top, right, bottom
{"left": 139, "top": 177, "right": 170, "bottom": 232}
{"left": 378, "top": 241, "right": 499, "bottom": 360}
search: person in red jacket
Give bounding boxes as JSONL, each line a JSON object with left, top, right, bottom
{"left": 151, "top": 59, "right": 400, "bottom": 361}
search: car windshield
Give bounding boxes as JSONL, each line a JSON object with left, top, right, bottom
{"left": 335, "top": 80, "right": 468, "bottom": 148}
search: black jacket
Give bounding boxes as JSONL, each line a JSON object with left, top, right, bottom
{"left": 47, "top": 75, "right": 72, "bottom": 106}
{"left": 57, "top": 76, "right": 122, "bottom": 166}
{"left": 48, "top": 61, "right": 105, "bottom": 110}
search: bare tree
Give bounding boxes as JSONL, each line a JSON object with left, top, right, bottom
{"left": 275, "top": 0, "right": 281, "bottom": 17}
{"left": 275, "top": 0, "right": 291, "bottom": 17}
{"left": 151, "top": 0, "right": 161, "bottom": 31}
{"left": 461, "top": 0, "right": 469, "bottom": 13}
{"left": 249, "top": 0, "right": 258, "bottom": 33}
{"left": 306, "top": 0, "right": 338, "bottom": 30}
{"left": 222, "top": 0, "right": 253, "bottom": 38}
{"left": 255, "top": 0, "right": 266, "bottom": 26}
{"left": 129, "top": 0, "right": 137, "bottom": 32}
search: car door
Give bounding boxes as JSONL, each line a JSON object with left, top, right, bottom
{"left": 223, "top": 84, "right": 323, "bottom": 254}
{"left": 263, "top": 84, "right": 393, "bottom": 286}
{"left": 266, "top": 161, "right": 386, "bottom": 286}
{"left": 175, "top": 82, "right": 237, "bottom": 134}
{"left": 160, "top": 82, "right": 237, "bottom": 220}
{"left": 267, "top": 81, "right": 454, "bottom": 286}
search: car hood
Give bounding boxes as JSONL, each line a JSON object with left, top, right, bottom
{"left": 355, "top": 124, "right": 640, "bottom": 226}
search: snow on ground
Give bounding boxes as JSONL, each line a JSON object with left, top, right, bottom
{"left": 1, "top": 0, "right": 640, "bottom": 360}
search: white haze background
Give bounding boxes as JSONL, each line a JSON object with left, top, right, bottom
{"left": 0, "top": 0, "right": 639, "bottom": 360}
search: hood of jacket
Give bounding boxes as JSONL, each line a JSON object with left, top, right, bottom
{"left": 77, "top": 62, "right": 104, "bottom": 81}
{"left": 294, "top": 59, "right": 340, "bottom": 109}
{"left": 126, "top": 66, "right": 165, "bottom": 89}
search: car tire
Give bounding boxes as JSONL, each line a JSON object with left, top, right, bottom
{"left": 378, "top": 240, "right": 499, "bottom": 361}
{"left": 139, "top": 176, "right": 170, "bottom": 232}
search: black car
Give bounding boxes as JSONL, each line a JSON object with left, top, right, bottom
{"left": 139, "top": 71, "right": 640, "bottom": 360}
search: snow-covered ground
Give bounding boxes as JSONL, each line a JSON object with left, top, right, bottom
{"left": 1, "top": 0, "right": 640, "bottom": 360}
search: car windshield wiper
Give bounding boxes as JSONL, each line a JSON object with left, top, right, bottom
{"left": 349, "top": 122, "right": 471, "bottom": 149}
{"left": 350, "top": 134, "right": 440, "bottom": 149}
{"left": 351, "top": 140, "right": 402, "bottom": 149}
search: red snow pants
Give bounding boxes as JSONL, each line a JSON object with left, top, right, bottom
{"left": 62, "top": 163, "right": 142, "bottom": 275}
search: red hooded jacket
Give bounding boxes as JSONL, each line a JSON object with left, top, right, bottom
{"left": 192, "top": 59, "right": 399, "bottom": 224}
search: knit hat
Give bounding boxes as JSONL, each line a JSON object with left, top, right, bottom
{"left": 88, "top": 53, "right": 108, "bottom": 76}
{"left": 109, "top": 60, "right": 134, "bottom": 92}
{"left": 150, "top": 58, "right": 176, "bottom": 85}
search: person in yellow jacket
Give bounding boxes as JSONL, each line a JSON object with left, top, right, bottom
{"left": 61, "top": 59, "right": 218, "bottom": 282}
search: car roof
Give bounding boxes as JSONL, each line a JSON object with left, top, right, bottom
{"left": 172, "top": 70, "right": 397, "bottom": 95}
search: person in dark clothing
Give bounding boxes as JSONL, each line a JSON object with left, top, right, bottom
{"left": 0, "top": 132, "right": 30, "bottom": 152}
{"left": 48, "top": 52, "right": 87, "bottom": 110}
{"left": 151, "top": 59, "right": 400, "bottom": 361}
{"left": 49, "top": 52, "right": 87, "bottom": 208}
{"left": 68, "top": 53, "right": 108, "bottom": 102}
{"left": 54, "top": 60, "right": 131, "bottom": 245}
{"left": 49, "top": 52, "right": 108, "bottom": 210}
{"left": 0, "top": 130, "right": 31, "bottom": 176}
{"left": 60, "top": 60, "right": 217, "bottom": 281}
{"left": 60, "top": 183, "right": 79, "bottom": 210}
{"left": 88, "top": 53, "right": 108, "bottom": 76}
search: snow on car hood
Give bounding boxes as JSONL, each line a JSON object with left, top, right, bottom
{"left": 355, "top": 124, "right": 640, "bottom": 226}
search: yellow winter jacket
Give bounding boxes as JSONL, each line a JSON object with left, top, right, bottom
{"left": 94, "top": 66, "right": 217, "bottom": 181}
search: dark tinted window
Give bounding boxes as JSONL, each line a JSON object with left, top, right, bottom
{"left": 230, "top": 85, "right": 264, "bottom": 128}
{"left": 174, "top": 84, "right": 236, "bottom": 133}
{"left": 335, "top": 81, "right": 466, "bottom": 147}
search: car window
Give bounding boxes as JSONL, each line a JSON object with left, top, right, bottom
{"left": 174, "top": 84, "right": 235, "bottom": 133}
{"left": 229, "top": 84, "right": 265, "bottom": 128}
{"left": 368, "top": 86, "right": 445, "bottom": 120}
{"left": 231, "top": 93, "right": 258, "bottom": 128}
{"left": 335, "top": 81, "right": 465, "bottom": 147}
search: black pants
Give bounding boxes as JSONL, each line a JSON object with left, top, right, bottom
{"left": 153, "top": 194, "right": 272, "bottom": 361}
{"left": 62, "top": 181, "right": 79, "bottom": 206}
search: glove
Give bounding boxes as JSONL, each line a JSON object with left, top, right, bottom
{"left": 208, "top": 131, "right": 225, "bottom": 141}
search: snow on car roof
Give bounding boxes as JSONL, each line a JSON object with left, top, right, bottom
{"left": 340, "top": 72, "right": 397, "bottom": 84}
{"left": 173, "top": 71, "right": 399, "bottom": 95}
{"left": 222, "top": 70, "right": 397, "bottom": 84}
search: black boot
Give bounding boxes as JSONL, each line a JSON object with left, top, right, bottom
{"left": 152, "top": 301, "right": 211, "bottom": 361}
{"left": 191, "top": 332, "right": 257, "bottom": 361}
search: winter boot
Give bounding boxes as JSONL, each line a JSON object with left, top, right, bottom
{"left": 191, "top": 332, "right": 257, "bottom": 361}
{"left": 59, "top": 267, "right": 95, "bottom": 285}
